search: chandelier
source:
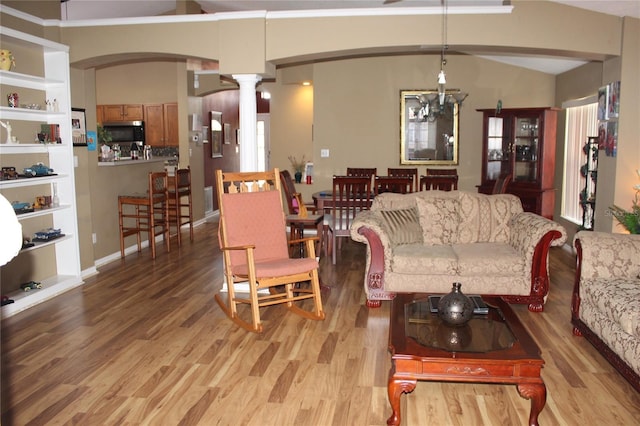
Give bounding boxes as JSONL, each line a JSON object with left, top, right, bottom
{"left": 420, "top": 0, "right": 468, "bottom": 122}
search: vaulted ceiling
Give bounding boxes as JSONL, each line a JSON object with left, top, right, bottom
{"left": 58, "top": 0, "right": 639, "bottom": 75}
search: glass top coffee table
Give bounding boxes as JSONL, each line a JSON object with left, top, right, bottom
{"left": 387, "top": 293, "right": 546, "bottom": 426}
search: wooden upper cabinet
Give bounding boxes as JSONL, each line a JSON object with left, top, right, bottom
{"left": 144, "top": 102, "right": 178, "bottom": 146}
{"left": 96, "top": 105, "right": 104, "bottom": 124}
{"left": 144, "top": 104, "right": 164, "bottom": 146}
{"left": 164, "top": 103, "right": 179, "bottom": 146}
{"left": 101, "top": 104, "right": 144, "bottom": 122}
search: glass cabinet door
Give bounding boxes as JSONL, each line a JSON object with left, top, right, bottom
{"left": 513, "top": 115, "right": 539, "bottom": 183}
{"left": 485, "top": 116, "right": 511, "bottom": 181}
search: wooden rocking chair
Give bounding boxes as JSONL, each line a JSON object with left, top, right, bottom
{"left": 214, "top": 168, "right": 325, "bottom": 333}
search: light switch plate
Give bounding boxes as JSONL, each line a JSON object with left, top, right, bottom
{"left": 321, "top": 149, "right": 330, "bottom": 158}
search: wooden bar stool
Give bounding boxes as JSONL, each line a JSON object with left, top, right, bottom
{"left": 118, "top": 171, "right": 170, "bottom": 259}
{"left": 168, "top": 166, "right": 194, "bottom": 246}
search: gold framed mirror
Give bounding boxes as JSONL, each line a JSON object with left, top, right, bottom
{"left": 400, "top": 90, "right": 459, "bottom": 165}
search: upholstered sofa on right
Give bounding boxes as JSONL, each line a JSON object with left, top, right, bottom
{"left": 572, "top": 231, "right": 640, "bottom": 392}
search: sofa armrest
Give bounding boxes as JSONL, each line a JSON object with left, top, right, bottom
{"left": 509, "top": 212, "right": 567, "bottom": 259}
{"left": 350, "top": 211, "right": 397, "bottom": 306}
{"left": 350, "top": 211, "right": 394, "bottom": 252}
{"left": 573, "top": 231, "right": 640, "bottom": 281}
{"left": 507, "top": 213, "right": 567, "bottom": 312}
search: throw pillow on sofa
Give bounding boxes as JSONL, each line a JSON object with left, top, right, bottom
{"left": 457, "top": 192, "right": 523, "bottom": 244}
{"left": 379, "top": 207, "right": 423, "bottom": 246}
{"left": 416, "top": 197, "right": 459, "bottom": 245}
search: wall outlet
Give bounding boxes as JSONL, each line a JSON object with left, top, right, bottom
{"left": 321, "top": 149, "right": 330, "bottom": 158}
{"left": 92, "top": 233, "right": 97, "bottom": 244}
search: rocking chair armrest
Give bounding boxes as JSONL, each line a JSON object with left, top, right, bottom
{"left": 288, "top": 236, "right": 319, "bottom": 245}
{"left": 220, "top": 244, "right": 255, "bottom": 251}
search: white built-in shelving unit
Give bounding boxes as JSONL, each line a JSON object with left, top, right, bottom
{"left": 0, "top": 26, "right": 82, "bottom": 317}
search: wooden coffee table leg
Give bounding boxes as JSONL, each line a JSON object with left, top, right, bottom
{"left": 387, "top": 376, "right": 416, "bottom": 426}
{"left": 517, "top": 382, "right": 547, "bottom": 426}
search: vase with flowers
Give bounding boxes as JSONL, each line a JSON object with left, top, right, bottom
{"left": 288, "top": 154, "right": 306, "bottom": 183}
{"left": 610, "top": 169, "right": 640, "bottom": 234}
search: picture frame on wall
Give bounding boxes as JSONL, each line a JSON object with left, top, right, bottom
{"left": 224, "top": 123, "right": 231, "bottom": 144}
{"left": 607, "top": 81, "right": 620, "bottom": 119}
{"left": 597, "top": 85, "right": 608, "bottom": 121}
{"left": 210, "top": 111, "right": 222, "bottom": 158}
{"left": 605, "top": 120, "right": 618, "bottom": 157}
{"left": 71, "top": 108, "right": 87, "bottom": 146}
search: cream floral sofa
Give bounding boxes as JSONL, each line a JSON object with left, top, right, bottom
{"left": 572, "top": 231, "right": 640, "bottom": 392}
{"left": 349, "top": 190, "right": 567, "bottom": 311}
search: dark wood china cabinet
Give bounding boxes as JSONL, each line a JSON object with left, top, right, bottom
{"left": 477, "top": 107, "right": 559, "bottom": 219}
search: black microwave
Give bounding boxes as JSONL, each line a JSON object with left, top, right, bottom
{"left": 102, "top": 121, "right": 145, "bottom": 145}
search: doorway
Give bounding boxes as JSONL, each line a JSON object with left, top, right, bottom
{"left": 257, "top": 113, "right": 270, "bottom": 171}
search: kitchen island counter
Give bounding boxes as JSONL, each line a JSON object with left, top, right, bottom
{"left": 97, "top": 157, "right": 171, "bottom": 167}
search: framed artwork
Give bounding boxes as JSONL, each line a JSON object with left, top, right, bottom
{"left": 86, "top": 130, "right": 97, "bottom": 151}
{"left": 224, "top": 123, "right": 231, "bottom": 144}
{"left": 607, "top": 81, "right": 620, "bottom": 119}
{"left": 71, "top": 108, "right": 87, "bottom": 146}
{"left": 399, "top": 90, "right": 458, "bottom": 165}
{"left": 605, "top": 120, "right": 618, "bottom": 157}
{"left": 597, "top": 85, "right": 608, "bottom": 120}
{"left": 210, "top": 111, "right": 222, "bottom": 158}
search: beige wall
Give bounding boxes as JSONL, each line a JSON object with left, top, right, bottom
{"left": 612, "top": 17, "right": 640, "bottom": 232}
{"left": 96, "top": 62, "right": 179, "bottom": 104}
{"left": 274, "top": 54, "right": 555, "bottom": 200}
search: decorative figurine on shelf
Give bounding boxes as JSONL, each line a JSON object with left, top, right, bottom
{"left": 0, "top": 120, "right": 14, "bottom": 144}
{"left": 20, "top": 281, "right": 42, "bottom": 292}
{"left": 23, "top": 162, "right": 54, "bottom": 177}
{"left": 0, "top": 49, "right": 15, "bottom": 71}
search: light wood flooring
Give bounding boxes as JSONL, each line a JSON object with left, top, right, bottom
{"left": 2, "top": 221, "right": 639, "bottom": 425}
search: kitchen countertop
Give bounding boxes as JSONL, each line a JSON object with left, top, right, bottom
{"left": 97, "top": 157, "right": 172, "bottom": 166}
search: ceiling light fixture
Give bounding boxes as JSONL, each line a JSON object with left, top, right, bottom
{"left": 420, "top": 0, "right": 468, "bottom": 122}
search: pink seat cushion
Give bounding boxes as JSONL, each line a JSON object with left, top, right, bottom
{"left": 233, "top": 257, "right": 319, "bottom": 278}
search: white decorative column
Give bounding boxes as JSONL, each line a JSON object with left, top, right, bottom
{"left": 233, "top": 74, "right": 262, "bottom": 172}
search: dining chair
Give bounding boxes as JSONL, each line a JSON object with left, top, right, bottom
{"left": 374, "top": 175, "right": 414, "bottom": 195}
{"left": 346, "top": 167, "right": 377, "bottom": 187}
{"left": 492, "top": 173, "right": 512, "bottom": 194}
{"left": 328, "top": 175, "right": 372, "bottom": 264}
{"left": 388, "top": 167, "right": 418, "bottom": 192}
{"left": 214, "top": 168, "right": 325, "bottom": 333}
{"left": 426, "top": 168, "right": 458, "bottom": 176}
{"left": 419, "top": 174, "right": 459, "bottom": 191}
{"left": 280, "top": 170, "right": 329, "bottom": 257}
{"left": 280, "top": 169, "right": 318, "bottom": 215}
{"left": 423, "top": 168, "right": 459, "bottom": 190}
{"left": 118, "top": 171, "right": 170, "bottom": 259}
{"left": 167, "top": 166, "right": 193, "bottom": 246}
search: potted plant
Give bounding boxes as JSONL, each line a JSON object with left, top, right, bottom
{"left": 97, "top": 125, "right": 113, "bottom": 161}
{"left": 610, "top": 169, "right": 640, "bottom": 234}
{"left": 288, "top": 155, "right": 306, "bottom": 183}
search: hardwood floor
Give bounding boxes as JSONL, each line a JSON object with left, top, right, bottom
{"left": 2, "top": 221, "right": 639, "bottom": 425}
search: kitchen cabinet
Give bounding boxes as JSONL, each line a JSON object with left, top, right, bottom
{"left": 477, "top": 107, "right": 559, "bottom": 219}
{"left": 144, "top": 102, "right": 178, "bottom": 146}
{"left": 100, "top": 104, "right": 143, "bottom": 122}
{"left": 0, "top": 26, "right": 82, "bottom": 317}
{"left": 96, "top": 105, "right": 104, "bottom": 124}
